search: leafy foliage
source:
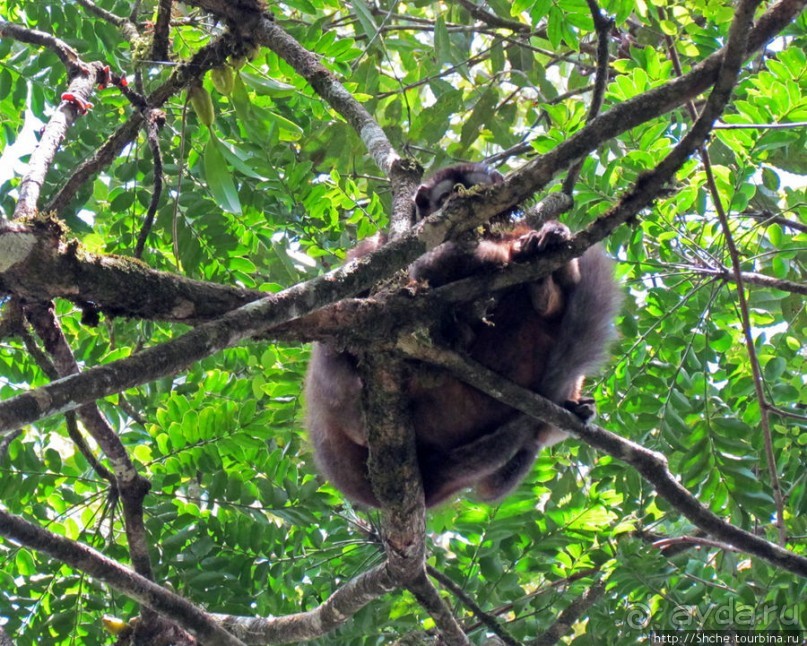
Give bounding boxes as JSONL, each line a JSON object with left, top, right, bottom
{"left": 0, "top": 0, "right": 805, "bottom": 644}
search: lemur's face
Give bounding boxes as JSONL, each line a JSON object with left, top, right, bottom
{"left": 413, "top": 164, "right": 503, "bottom": 219}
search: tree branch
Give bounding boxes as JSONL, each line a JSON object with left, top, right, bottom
{"left": 183, "top": 0, "right": 401, "bottom": 175}
{"left": 0, "top": 188, "right": 515, "bottom": 436}
{"left": 357, "top": 355, "right": 470, "bottom": 641}
{"left": 75, "top": 0, "right": 139, "bottom": 42}
{"left": 398, "top": 341, "right": 807, "bottom": 578}
{"left": 255, "top": 17, "right": 401, "bottom": 175}
{"left": 24, "top": 303, "right": 155, "bottom": 582}
{"left": 407, "top": 571, "right": 470, "bottom": 646}
{"left": 427, "top": 565, "right": 520, "bottom": 646}
{"left": 561, "top": 0, "right": 613, "bottom": 195}
{"left": 651, "top": 535, "right": 744, "bottom": 554}
{"left": 533, "top": 580, "right": 606, "bottom": 646}
{"left": 455, "top": 0, "right": 530, "bottom": 33}
{"left": 12, "top": 61, "right": 101, "bottom": 219}
{"left": 0, "top": 20, "right": 82, "bottom": 71}
{"left": 12, "top": 309, "right": 117, "bottom": 486}
{"left": 740, "top": 210, "right": 807, "bottom": 234}
{"left": 0, "top": 220, "right": 262, "bottom": 323}
{"left": 133, "top": 109, "right": 166, "bottom": 259}
{"left": 686, "top": 262, "right": 807, "bottom": 296}
{"left": 45, "top": 32, "right": 237, "bottom": 215}
{"left": 0, "top": 507, "right": 246, "bottom": 646}
{"left": 150, "top": 0, "right": 173, "bottom": 61}
{"left": 214, "top": 563, "right": 398, "bottom": 644}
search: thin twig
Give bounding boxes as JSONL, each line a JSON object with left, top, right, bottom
{"left": 151, "top": 0, "right": 174, "bottom": 60}
{"left": 652, "top": 535, "right": 744, "bottom": 553}
{"left": 714, "top": 120, "right": 807, "bottom": 129}
{"left": 764, "top": 404, "right": 807, "bottom": 423}
{"left": 684, "top": 264, "right": 807, "bottom": 296}
{"left": 0, "top": 21, "right": 82, "bottom": 71}
{"left": 24, "top": 303, "right": 155, "bottom": 581}
{"left": 407, "top": 572, "right": 470, "bottom": 646}
{"left": 45, "top": 32, "right": 236, "bottom": 215}
{"left": 660, "top": 4, "right": 789, "bottom": 546}
{"left": 562, "top": 0, "right": 613, "bottom": 194}
{"left": 0, "top": 509, "right": 246, "bottom": 646}
{"left": 455, "top": 0, "right": 530, "bottom": 32}
{"left": 427, "top": 565, "right": 520, "bottom": 646}
{"left": 705, "top": 157, "right": 788, "bottom": 546}
{"left": 134, "top": 110, "right": 165, "bottom": 259}
{"left": 533, "top": 580, "right": 606, "bottom": 646}
{"left": 740, "top": 210, "right": 807, "bottom": 234}
{"left": 75, "top": 0, "right": 139, "bottom": 42}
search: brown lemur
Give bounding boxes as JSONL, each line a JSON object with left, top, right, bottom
{"left": 305, "top": 163, "right": 622, "bottom": 507}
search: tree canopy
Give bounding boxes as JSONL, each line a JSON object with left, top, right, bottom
{"left": 0, "top": 0, "right": 805, "bottom": 644}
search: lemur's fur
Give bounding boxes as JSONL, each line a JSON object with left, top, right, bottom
{"left": 305, "top": 163, "right": 621, "bottom": 507}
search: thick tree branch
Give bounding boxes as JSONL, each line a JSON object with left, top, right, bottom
{"left": 360, "top": 354, "right": 426, "bottom": 534}
{"left": 44, "top": 114, "right": 144, "bottom": 215}
{"left": 0, "top": 220, "right": 261, "bottom": 323}
{"left": 7, "top": 208, "right": 801, "bottom": 346}
{"left": 357, "top": 355, "right": 469, "bottom": 641}
{"left": 521, "top": 0, "right": 764, "bottom": 257}
{"left": 0, "top": 189, "right": 515, "bottom": 436}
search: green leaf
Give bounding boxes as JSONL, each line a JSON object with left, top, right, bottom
{"left": 434, "top": 16, "right": 451, "bottom": 65}
{"left": 547, "top": 6, "right": 564, "bottom": 50}
{"left": 351, "top": 0, "right": 379, "bottom": 43}
{"left": 238, "top": 71, "right": 295, "bottom": 97}
{"left": 203, "top": 132, "right": 242, "bottom": 215}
